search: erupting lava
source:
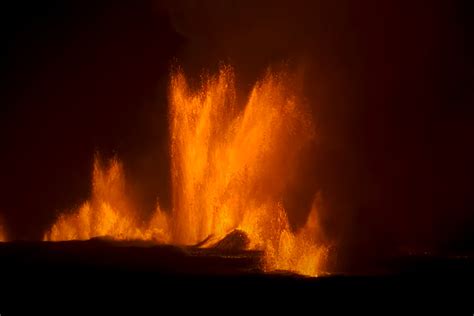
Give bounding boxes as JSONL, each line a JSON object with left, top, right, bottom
{"left": 44, "top": 158, "right": 170, "bottom": 243}
{"left": 44, "top": 66, "right": 327, "bottom": 276}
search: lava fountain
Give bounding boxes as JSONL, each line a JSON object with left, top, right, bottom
{"left": 43, "top": 157, "right": 170, "bottom": 243}
{"left": 44, "top": 65, "right": 327, "bottom": 276}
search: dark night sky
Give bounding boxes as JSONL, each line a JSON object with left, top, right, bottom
{"left": 1, "top": 0, "right": 474, "bottom": 266}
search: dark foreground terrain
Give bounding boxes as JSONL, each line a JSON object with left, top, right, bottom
{"left": 0, "top": 239, "right": 473, "bottom": 313}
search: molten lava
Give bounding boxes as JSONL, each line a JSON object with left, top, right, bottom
{"left": 44, "top": 66, "right": 327, "bottom": 276}
{"left": 169, "top": 66, "right": 326, "bottom": 275}
{"left": 44, "top": 157, "right": 169, "bottom": 243}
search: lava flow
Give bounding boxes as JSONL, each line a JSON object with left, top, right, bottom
{"left": 44, "top": 65, "right": 327, "bottom": 276}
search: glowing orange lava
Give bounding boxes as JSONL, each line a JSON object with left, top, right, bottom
{"left": 44, "top": 66, "right": 327, "bottom": 276}
{"left": 43, "top": 157, "right": 169, "bottom": 243}
{"left": 169, "top": 66, "right": 326, "bottom": 275}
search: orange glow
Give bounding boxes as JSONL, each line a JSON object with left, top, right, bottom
{"left": 169, "top": 66, "right": 326, "bottom": 275}
{"left": 0, "top": 217, "right": 6, "bottom": 241}
{"left": 43, "top": 158, "right": 170, "bottom": 243}
{"left": 0, "top": 227, "right": 5, "bottom": 242}
{"left": 44, "top": 66, "right": 327, "bottom": 276}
